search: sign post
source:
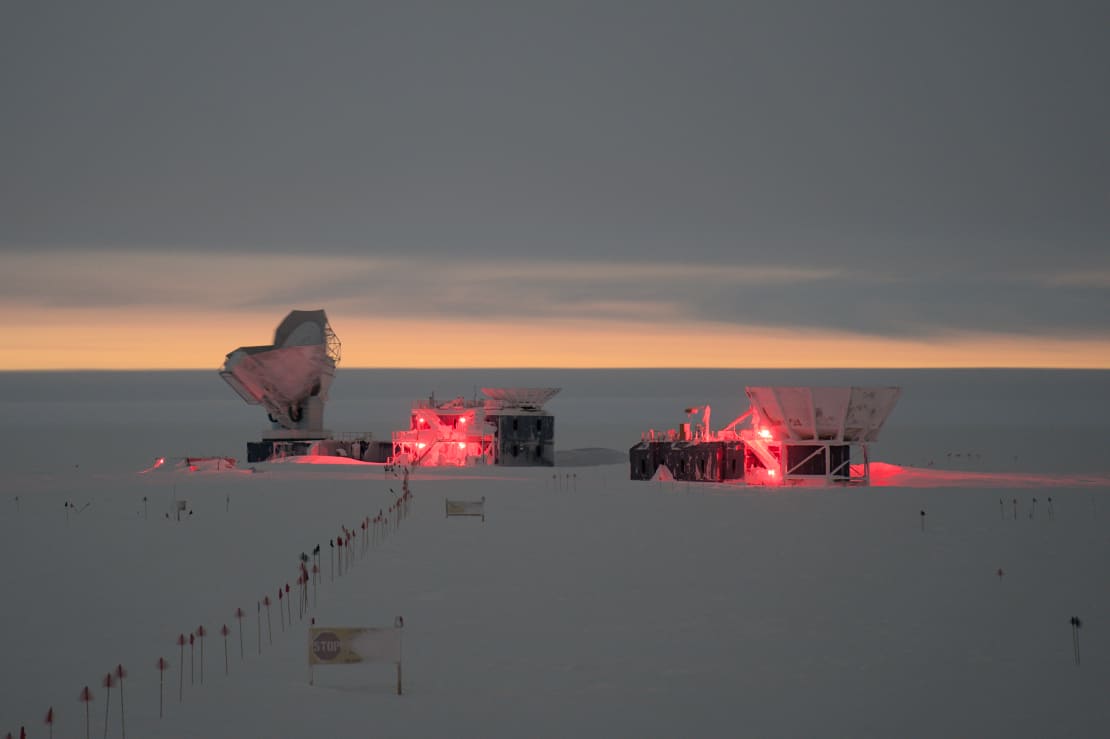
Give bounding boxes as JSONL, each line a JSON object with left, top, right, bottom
{"left": 308, "top": 617, "right": 404, "bottom": 695}
{"left": 446, "top": 497, "right": 486, "bottom": 522}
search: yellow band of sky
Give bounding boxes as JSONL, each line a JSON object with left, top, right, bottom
{"left": 2, "top": 307, "right": 1107, "bottom": 370}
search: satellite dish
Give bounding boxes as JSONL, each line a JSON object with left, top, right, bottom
{"left": 481, "top": 388, "right": 561, "bottom": 410}
{"left": 220, "top": 310, "right": 340, "bottom": 433}
{"left": 744, "top": 386, "right": 901, "bottom": 443}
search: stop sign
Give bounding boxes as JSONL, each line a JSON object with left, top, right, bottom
{"left": 312, "top": 631, "right": 342, "bottom": 661}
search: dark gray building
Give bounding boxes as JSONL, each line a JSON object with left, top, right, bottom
{"left": 484, "top": 388, "right": 560, "bottom": 467}
{"left": 490, "top": 412, "right": 556, "bottom": 466}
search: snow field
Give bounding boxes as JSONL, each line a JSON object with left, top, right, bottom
{"left": 3, "top": 462, "right": 1109, "bottom": 737}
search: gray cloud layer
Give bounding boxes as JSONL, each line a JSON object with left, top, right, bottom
{"left": 4, "top": 251, "right": 1106, "bottom": 339}
{"left": 2, "top": 1, "right": 1107, "bottom": 339}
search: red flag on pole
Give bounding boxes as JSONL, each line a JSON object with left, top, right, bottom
{"left": 79, "top": 686, "right": 93, "bottom": 739}
{"left": 156, "top": 656, "right": 168, "bottom": 718}
{"left": 114, "top": 664, "right": 128, "bottom": 739}
{"left": 101, "top": 673, "right": 114, "bottom": 739}
{"left": 196, "top": 626, "right": 206, "bottom": 684}
{"left": 220, "top": 624, "right": 230, "bottom": 675}
{"left": 235, "top": 607, "right": 246, "bottom": 661}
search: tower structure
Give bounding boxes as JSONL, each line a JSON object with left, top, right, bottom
{"left": 630, "top": 386, "right": 901, "bottom": 486}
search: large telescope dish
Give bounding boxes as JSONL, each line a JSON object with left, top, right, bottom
{"left": 744, "top": 386, "right": 901, "bottom": 443}
{"left": 220, "top": 310, "right": 340, "bottom": 432}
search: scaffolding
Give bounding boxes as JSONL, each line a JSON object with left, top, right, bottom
{"left": 630, "top": 386, "right": 901, "bottom": 486}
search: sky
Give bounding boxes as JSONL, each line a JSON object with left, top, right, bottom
{"left": 2, "top": 0, "right": 1108, "bottom": 369}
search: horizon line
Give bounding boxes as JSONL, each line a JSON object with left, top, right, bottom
{"left": 2, "top": 365, "right": 1107, "bottom": 373}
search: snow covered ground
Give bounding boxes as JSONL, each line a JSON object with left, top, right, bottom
{"left": 2, "top": 369, "right": 1109, "bottom": 737}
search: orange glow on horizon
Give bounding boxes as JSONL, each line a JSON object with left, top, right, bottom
{"left": 1, "top": 307, "right": 1108, "bottom": 370}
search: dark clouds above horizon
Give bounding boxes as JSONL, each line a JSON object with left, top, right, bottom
{"left": 2, "top": 0, "right": 1108, "bottom": 343}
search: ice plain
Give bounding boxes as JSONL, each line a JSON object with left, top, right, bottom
{"left": 1, "top": 368, "right": 1109, "bottom": 738}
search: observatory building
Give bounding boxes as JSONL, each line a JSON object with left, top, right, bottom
{"left": 630, "top": 386, "right": 901, "bottom": 486}
{"left": 221, "top": 310, "right": 385, "bottom": 463}
{"left": 221, "top": 312, "right": 559, "bottom": 466}
{"left": 391, "top": 388, "right": 560, "bottom": 467}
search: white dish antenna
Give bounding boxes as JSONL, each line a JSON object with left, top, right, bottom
{"left": 481, "top": 387, "right": 561, "bottom": 410}
{"left": 744, "top": 386, "right": 901, "bottom": 443}
{"left": 221, "top": 310, "right": 340, "bottom": 430}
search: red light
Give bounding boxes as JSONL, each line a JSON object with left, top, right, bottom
{"left": 457, "top": 442, "right": 466, "bottom": 449}
{"left": 758, "top": 428, "right": 772, "bottom": 439}
{"left": 458, "top": 417, "right": 466, "bottom": 425}
{"left": 768, "top": 469, "right": 776, "bottom": 477}
{"left": 416, "top": 442, "right": 427, "bottom": 449}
